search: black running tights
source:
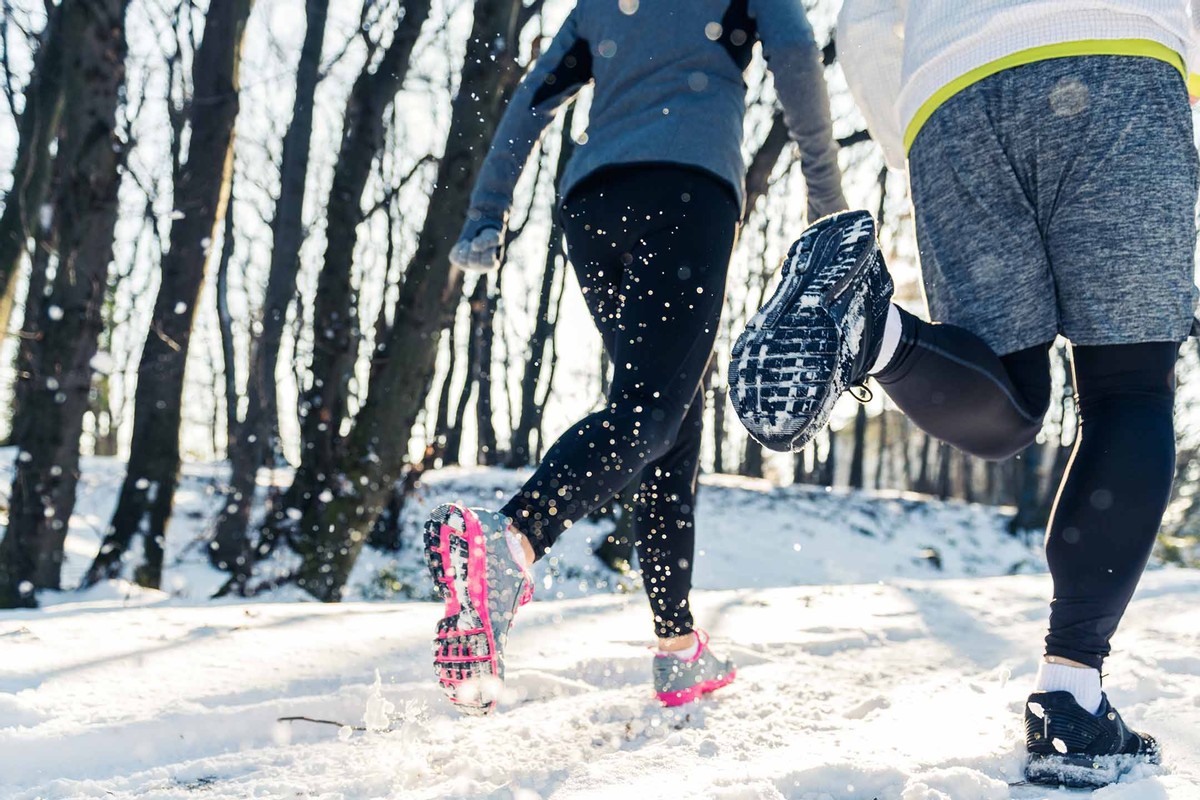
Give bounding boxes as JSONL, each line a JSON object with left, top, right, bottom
{"left": 875, "top": 309, "right": 1178, "bottom": 668}
{"left": 501, "top": 166, "right": 739, "bottom": 639}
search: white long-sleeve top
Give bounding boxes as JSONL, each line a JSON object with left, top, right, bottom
{"left": 838, "top": 0, "right": 1200, "bottom": 170}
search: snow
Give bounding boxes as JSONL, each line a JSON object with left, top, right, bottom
{"left": 2, "top": 460, "right": 1199, "bottom": 799}
{"left": 4, "top": 571, "right": 1199, "bottom": 799}
{"left": 346, "top": 467, "right": 1050, "bottom": 604}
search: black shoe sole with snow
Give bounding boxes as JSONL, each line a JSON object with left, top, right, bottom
{"left": 729, "top": 210, "right": 893, "bottom": 453}
{"left": 1024, "top": 691, "right": 1161, "bottom": 788}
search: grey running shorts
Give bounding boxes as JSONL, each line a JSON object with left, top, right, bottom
{"left": 908, "top": 55, "right": 1199, "bottom": 355}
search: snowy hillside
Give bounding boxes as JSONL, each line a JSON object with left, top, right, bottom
{"left": 10, "top": 456, "right": 1049, "bottom": 604}
{"left": 2, "top": 459, "right": 1199, "bottom": 799}
{"left": 352, "top": 468, "right": 1048, "bottom": 602}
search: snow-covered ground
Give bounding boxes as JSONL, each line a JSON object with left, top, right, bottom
{"left": 4, "top": 572, "right": 1199, "bottom": 799}
{"left": 2, "top": 460, "right": 1199, "bottom": 799}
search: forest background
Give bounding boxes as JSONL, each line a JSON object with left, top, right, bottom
{"left": 1, "top": 0, "right": 1198, "bottom": 610}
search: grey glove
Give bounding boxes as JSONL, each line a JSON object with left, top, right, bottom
{"left": 450, "top": 214, "right": 505, "bottom": 273}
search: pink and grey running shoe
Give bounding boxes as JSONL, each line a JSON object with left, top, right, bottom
{"left": 654, "top": 629, "right": 737, "bottom": 707}
{"left": 424, "top": 503, "right": 533, "bottom": 715}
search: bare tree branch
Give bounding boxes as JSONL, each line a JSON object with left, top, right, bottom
{"left": 362, "top": 153, "right": 436, "bottom": 219}
{"left": 0, "top": 0, "right": 19, "bottom": 119}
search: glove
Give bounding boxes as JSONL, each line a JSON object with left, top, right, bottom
{"left": 450, "top": 216, "right": 505, "bottom": 273}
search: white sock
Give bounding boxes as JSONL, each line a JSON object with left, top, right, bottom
{"left": 1035, "top": 661, "right": 1103, "bottom": 715}
{"left": 869, "top": 304, "right": 904, "bottom": 375}
{"left": 503, "top": 526, "right": 531, "bottom": 569}
{"left": 660, "top": 637, "right": 700, "bottom": 660}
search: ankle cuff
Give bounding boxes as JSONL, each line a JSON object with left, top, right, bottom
{"left": 1035, "top": 661, "right": 1103, "bottom": 715}
{"left": 872, "top": 306, "right": 921, "bottom": 383}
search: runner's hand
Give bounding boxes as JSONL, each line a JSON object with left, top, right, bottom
{"left": 450, "top": 224, "right": 503, "bottom": 273}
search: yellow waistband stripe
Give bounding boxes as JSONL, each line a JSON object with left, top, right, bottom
{"left": 903, "top": 39, "right": 1188, "bottom": 154}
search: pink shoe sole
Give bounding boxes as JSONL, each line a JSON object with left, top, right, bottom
{"left": 424, "top": 504, "right": 532, "bottom": 715}
{"left": 424, "top": 505, "right": 499, "bottom": 711}
{"left": 656, "top": 669, "right": 737, "bottom": 707}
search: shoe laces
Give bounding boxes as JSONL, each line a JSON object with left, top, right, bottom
{"left": 849, "top": 384, "right": 873, "bottom": 404}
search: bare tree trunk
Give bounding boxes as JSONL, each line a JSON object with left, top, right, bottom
{"left": 87, "top": 207, "right": 144, "bottom": 459}
{"left": 533, "top": 260, "right": 568, "bottom": 461}
{"left": 287, "top": 0, "right": 434, "bottom": 512}
{"left": 916, "top": 433, "right": 932, "bottom": 493}
{"left": 507, "top": 108, "right": 574, "bottom": 467}
{"left": 0, "top": 0, "right": 128, "bottom": 607}
{"left": 875, "top": 408, "right": 888, "bottom": 489}
{"left": 208, "top": 345, "right": 222, "bottom": 458}
{"left": 215, "top": 171, "right": 239, "bottom": 455}
{"left": 443, "top": 278, "right": 485, "bottom": 465}
{"left": 85, "top": 0, "right": 254, "bottom": 589}
{"left": 741, "top": 439, "right": 764, "bottom": 478}
{"left": 706, "top": 356, "right": 727, "bottom": 477}
{"left": 1010, "top": 444, "right": 1046, "bottom": 534}
{"left": 985, "top": 459, "right": 998, "bottom": 505}
{"left": 209, "top": 0, "right": 331, "bottom": 572}
{"left": 474, "top": 275, "right": 499, "bottom": 465}
{"left": 821, "top": 428, "right": 837, "bottom": 487}
{"left": 9, "top": 156, "right": 58, "bottom": 445}
{"left": 424, "top": 315, "right": 459, "bottom": 468}
{"left": 936, "top": 442, "right": 952, "bottom": 500}
{"left": 868, "top": 167, "right": 888, "bottom": 492}
{"left": 712, "top": 378, "right": 728, "bottom": 475}
{"left": 0, "top": 4, "right": 65, "bottom": 341}
{"left": 960, "top": 451, "right": 976, "bottom": 503}
{"left": 793, "top": 445, "right": 809, "bottom": 485}
{"left": 900, "top": 416, "right": 914, "bottom": 489}
{"left": 367, "top": 461, "right": 424, "bottom": 552}
{"left": 848, "top": 403, "right": 867, "bottom": 489}
{"left": 742, "top": 112, "right": 789, "bottom": 225}
{"left": 506, "top": 225, "right": 563, "bottom": 466}
{"left": 280, "top": 0, "right": 535, "bottom": 600}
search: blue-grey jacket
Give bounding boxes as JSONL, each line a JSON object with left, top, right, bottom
{"left": 463, "top": 0, "right": 847, "bottom": 240}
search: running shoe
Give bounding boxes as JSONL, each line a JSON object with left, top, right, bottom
{"left": 730, "top": 210, "right": 893, "bottom": 452}
{"left": 654, "top": 629, "right": 737, "bottom": 707}
{"left": 1024, "top": 691, "right": 1161, "bottom": 788}
{"left": 424, "top": 503, "right": 533, "bottom": 715}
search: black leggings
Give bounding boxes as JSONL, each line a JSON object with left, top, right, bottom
{"left": 501, "top": 165, "right": 739, "bottom": 638}
{"left": 876, "top": 309, "right": 1178, "bottom": 668}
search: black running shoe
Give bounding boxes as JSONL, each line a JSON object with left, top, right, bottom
{"left": 1024, "top": 691, "right": 1161, "bottom": 788}
{"left": 730, "top": 210, "right": 893, "bottom": 452}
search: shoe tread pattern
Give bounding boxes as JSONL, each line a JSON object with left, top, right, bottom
{"left": 731, "top": 211, "right": 879, "bottom": 452}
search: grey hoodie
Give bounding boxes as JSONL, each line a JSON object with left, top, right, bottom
{"left": 463, "top": 0, "right": 846, "bottom": 239}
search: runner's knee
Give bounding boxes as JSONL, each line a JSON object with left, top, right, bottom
{"left": 602, "top": 394, "right": 693, "bottom": 464}
{"left": 955, "top": 344, "right": 1052, "bottom": 460}
{"left": 1072, "top": 342, "right": 1178, "bottom": 413}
